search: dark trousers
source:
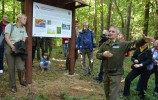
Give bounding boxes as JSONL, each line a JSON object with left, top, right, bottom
{"left": 136, "top": 65, "right": 158, "bottom": 93}
{"left": 0, "top": 47, "right": 4, "bottom": 70}
{"left": 123, "top": 68, "right": 149, "bottom": 97}
{"left": 98, "top": 61, "right": 104, "bottom": 80}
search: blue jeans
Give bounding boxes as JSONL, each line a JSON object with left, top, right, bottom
{"left": 136, "top": 65, "right": 158, "bottom": 92}
{"left": 63, "top": 43, "right": 68, "bottom": 57}
{"left": 0, "top": 47, "right": 4, "bottom": 70}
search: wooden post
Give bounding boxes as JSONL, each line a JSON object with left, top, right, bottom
{"left": 24, "top": 0, "right": 33, "bottom": 83}
{"left": 69, "top": 3, "right": 76, "bottom": 75}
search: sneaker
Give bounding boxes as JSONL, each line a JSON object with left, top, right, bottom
{"left": 0, "top": 70, "right": 3, "bottom": 73}
{"left": 20, "top": 80, "right": 28, "bottom": 86}
{"left": 11, "top": 86, "right": 17, "bottom": 93}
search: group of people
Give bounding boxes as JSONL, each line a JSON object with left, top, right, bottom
{"left": 32, "top": 37, "right": 52, "bottom": 70}
{"left": 0, "top": 13, "right": 157, "bottom": 100}
{"left": 96, "top": 26, "right": 157, "bottom": 100}
{"left": 0, "top": 14, "right": 51, "bottom": 93}
{"left": 63, "top": 21, "right": 157, "bottom": 100}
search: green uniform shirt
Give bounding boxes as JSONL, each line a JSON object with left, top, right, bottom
{"left": 96, "top": 38, "right": 146, "bottom": 75}
{"left": 5, "top": 24, "right": 28, "bottom": 44}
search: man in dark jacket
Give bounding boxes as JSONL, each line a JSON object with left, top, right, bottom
{"left": 77, "top": 22, "right": 96, "bottom": 75}
{"left": 94, "top": 30, "right": 108, "bottom": 81}
{"left": 0, "top": 15, "right": 9, "bottom": 73}
{"left": 96, "top": 26, "right": 154, "bottom": 100}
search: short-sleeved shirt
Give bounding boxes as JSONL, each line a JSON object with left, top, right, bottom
{"left": 5, "top": 24, "right": 28, "bottom": 44}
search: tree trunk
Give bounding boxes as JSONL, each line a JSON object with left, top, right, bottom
{"left": 88, "top": 0, "right": 91, "bottom": 22}
{"left": 94, "top": 0, "right": 97, "bottom": 34}
{"left": 143, "top": 0, "right": 150, "bottom": 36}
{"left": 100, "top": 0, "right": 104, "bottom": 33}
{"left": 2, "top": 0, "right": 4, "bottom": 17}
{"left": 106, "top": 0, "right": 112, "bottom": 29}
{"left": 21, "top": 1, "right": 25, "bottom": 14}
{"left": 13, "top": 0, "right": 15, "bottom": 23}
{"left": 126, "top": 0, "right": 132, "bottom": 41}
{"left": 154, "top": 0, "right": 158, "bottom": 39}
{"left": 114, "top": 0, "right": 124, "bottom": 33}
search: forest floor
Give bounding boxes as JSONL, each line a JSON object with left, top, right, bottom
{"left": 0, "top": 47, "right": 105, "bottom": 100}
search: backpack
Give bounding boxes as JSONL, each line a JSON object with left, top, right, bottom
{"left": 0, "top": 24, "right": 14, "bottom": 47}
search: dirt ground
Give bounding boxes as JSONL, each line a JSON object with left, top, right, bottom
{"left": 0, "top": 55, "right": 105, "bottom": 100}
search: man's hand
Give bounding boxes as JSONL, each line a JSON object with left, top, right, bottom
{"left": 134, "top": 59, "right": 139, "bottom": 63}
{"left": 134, "top": 63, "right": 143, "bottom": 68}
{"left": 143, "top": 35, "right": 155, "bottom": 43}
{"left": 103, "top": 51, "right": 113, "bottom": 58}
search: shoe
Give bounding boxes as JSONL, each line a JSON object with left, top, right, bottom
{"left": 93, "top": 77, "right": 102, "bottom": 82}
{"left": 0, "top": 70, "right": 3, "bottom": 73}
{"left": 20, "top": 80, "right": 28, "bottom": 86}
{"left": 87, "top": 71, "right": 91, "bottom": 75}
{"left": 11, "top": 86, "right": 17, "bottom": 93}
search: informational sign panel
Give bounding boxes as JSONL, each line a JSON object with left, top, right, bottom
{"left": 33, "top": 2, "right": 72, "bottom": 38}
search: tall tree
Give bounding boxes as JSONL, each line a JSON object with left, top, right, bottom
{"left": 94, "top": 0, "right": 97, "bottom": 34}
{"left": 88, "top": 0, "right": 91, "bottom": 22}
{"left": 143, "top": 0, "right": 150, "bottom": 36}
{"left": 126, "top": 0, "right": 132, "bottom": 40}
{"left": 2, "top": 0, "right": 4, "bottom": 17}
{"left": 106, "top": 0, "right": 112, "bottom": 29}
{"left": 100, "top": 0, "right": 104, "bottom": 32}
{"left": 13, "top": 0, "right": 15, "bottom": 23}
{"left": 114, "top": 0, "right": 124, "bottom": 33}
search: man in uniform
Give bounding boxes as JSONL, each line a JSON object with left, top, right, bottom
{"left": 96, "top": 26, "right": 155, "bottom": 100}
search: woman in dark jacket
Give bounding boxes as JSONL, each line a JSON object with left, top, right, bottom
{"left": 123, "top": 44, "right": 153, "bottom": 99}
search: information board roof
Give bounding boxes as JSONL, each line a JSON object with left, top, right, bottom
{"left": 18, "top": 0, "right": 89, "bottom": 9}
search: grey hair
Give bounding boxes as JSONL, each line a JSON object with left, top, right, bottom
{"left": 102, "top": 30, "right": 108, "bottom": 35}
{"left": 110, "top": 26, "right": 120, "bottom": 34}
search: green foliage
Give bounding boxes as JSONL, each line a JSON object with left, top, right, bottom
{"left": 60, "top": 91, "right": 86, "bottom": 100}
{"left": 0, "top": 0, "right": 21, "bottom": 22}
{"left": 76, "top": 0, "right": 158, "bottom": 41}
{"left": 35, "top": 92, "right": 48, "bottom": 100}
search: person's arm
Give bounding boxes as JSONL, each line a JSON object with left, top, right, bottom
{"left": 141, "top": 49, "right": 153, "bottom": 66}
{"left": 22, "top": 27, "right": 28, "bottom": 42}
{"left": 5, "top": 24, "right": 16, "bottom": 51}
{"left": 131, "top": 48, "right": 139, "bottom": 63}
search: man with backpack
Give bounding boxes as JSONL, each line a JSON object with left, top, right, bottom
{"left": 76, "top": 22, "right": 96, "bottom": 75}
{"left": 0, "top": 15, "right": 9, "bottom": 73}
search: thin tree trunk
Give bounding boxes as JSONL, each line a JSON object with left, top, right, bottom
{"left": 13, "top": 0, "right": 15, "bottom": 23}
{"left": 114, "top": 0, "right": 124, "bottom": 33}
{"left": 2, "top": 0, "right": 4, "bottom": 17}
{"left": 143, "top": 0, "right": 150, "bottom": 36}
{"left": 21, "top": 1, "right": 25, "bottom": 14}
{"left": 106, "top": 0, "right": 112, "bottom": 29}
{"left": 126, "top": 0, "right": 132, "bottom": 41}
{"left": 94, "top": 0, "right": 97, "bottom": 34}
{"left": 100, "top": 0, "right": 104, "bottom": 33}
{"left": 88, "top": 0, "right": 91, "bottom": 22}
{"left": 154, "top": 0, "right": 158, "bottom": 39}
